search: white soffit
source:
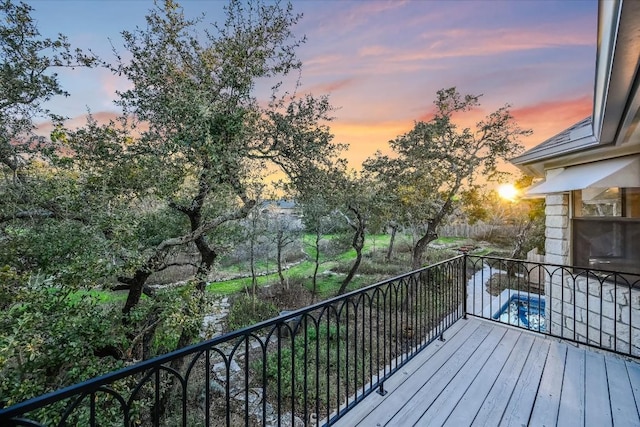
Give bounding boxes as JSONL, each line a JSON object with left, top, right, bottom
{"left": 526, "top": 156, "right": 640, "bottom": 195}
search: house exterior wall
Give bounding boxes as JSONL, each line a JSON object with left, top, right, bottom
{"left": 544, "top": 193, "right": 640, "bottom": 356}
{"left": 544, "top": 194, "right": 569, "bottom": 265}
{"left": 547, "top": 273, "right": 640, "bottom": 357}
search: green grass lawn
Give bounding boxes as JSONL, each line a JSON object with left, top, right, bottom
{"left": 207, "top": 233, "right": 398, "bottom": 296}
{"left": 76, "top": 233, "right": 475, "bottom": 303}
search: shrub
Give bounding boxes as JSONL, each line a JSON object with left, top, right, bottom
{"left": 227, "top": 294, "right": 279, "bottom": 331}
{"left": 0, "top": 275, "right": 124, "bottom": 416}
{"left": 332, "top": 258, "right": 408, "bottom": 277}
{"left": 254, "top": 322, "right": 360, "bottom": 416}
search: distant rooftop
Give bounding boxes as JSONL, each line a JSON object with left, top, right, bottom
{"left": 259, "top": 199, "right": 297, "bottom": 210}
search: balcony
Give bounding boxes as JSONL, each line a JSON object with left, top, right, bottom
{"left": 1, "top": 255, "right": 640, "bottom": 426}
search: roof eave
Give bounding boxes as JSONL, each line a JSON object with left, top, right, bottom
{"left": 511, "top": 0, "right": 638, "bottom": 176}
{"left": 511, "top": 135, "right": 599, "bottom": 165}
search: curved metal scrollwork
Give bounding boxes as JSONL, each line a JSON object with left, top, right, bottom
{"left": 0, "top": 257, "right": 467, "bottom": 426}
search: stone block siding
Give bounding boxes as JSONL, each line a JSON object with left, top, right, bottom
{"left": 544, "top": 194, "right": 569, "bottom": 266}
{"left": 547, "top": 275, "right": 640, "bottom": 356}
{"left": 543, "top": 192, "right": 640, "bottom": 356}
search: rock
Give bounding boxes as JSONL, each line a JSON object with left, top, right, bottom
{"left": 212, "top": 359, "right": 240, "bottom": 376}
{"left": 229, "top": 359, "right": 241, "bottom": 372}
{"left": 200, "top": 297, "right": 231, "bottom": 339}
{"left": 268, "top": 412, "right": 304, "bottom": 427}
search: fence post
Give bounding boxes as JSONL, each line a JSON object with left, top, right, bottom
{"left": 462, "top": 253, "right": 468, "bottom": 319}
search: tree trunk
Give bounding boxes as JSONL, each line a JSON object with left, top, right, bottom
{"left": 386, "top": 222, "right": 398, "bottom": 262}
{"left": 411, "top": 223, "right": 437, "bottom": 270}
{"left": 338, "top": 240, "right": 362, "bottom": 295}
{"left": 121, "top": 269, "right": 154, "bottom": 318}
{"left": 250, "top": 232, "right": 257, "bottom": 297}
{"left": 276, "top": 229, "right": 286, "bottom": 288}
{"left": 338, "top": 206, "right": 366, "bottom": 295}
{"left": 410, "top": 193, "right": 456, "bottom": 269}
{"left": 311, "top": 229, "right": 321, "bottom": 303}
{"left": 172, "top": 212, "right": 218, "bottom": 352}
{"left": 506, "top": 220, "right": 534, "bottom": 277}
{"left": 510, "top": 220, "right": 533, "bottom": 260}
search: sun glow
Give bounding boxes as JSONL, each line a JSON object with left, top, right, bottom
{"left": 498, "top": 184, "right": 518, "bottom": 201}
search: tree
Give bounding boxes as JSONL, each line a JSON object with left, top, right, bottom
{"left": 267, "top": 203, "right": 302, "bottom": 289}
{"left": 335, "top": 171, "right": 376, "bottom": 295}
{"left": 365, "top": 88, "right": 530, "bottom": 269}
{"left": 2, "top": 0, "right": 342, "bottom": 365}
{"left": 0, "top": 0, "right": 108, "bottom": 287}
{"left": 0, "top": 0, "right": 97, "bottom": 183}
{"left": 0, "top": 0, "right": 98, "bottom": 246}
{"left": 243, "top": 190, "right": 268, "bottom": 298}
{"left": 295, "top": 166, "right": 343, "bottom": 301}
{"left": 104, "top": 0, "right": 342, "bottom": 352}
{"left": 508, "top": 175, "right": 545, "bottom": 259}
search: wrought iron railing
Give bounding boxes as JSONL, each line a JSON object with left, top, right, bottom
{"left": 467, "top": 255, "right": 640, "bottom": 358}
{"left": 0, "top": 257, "right": 465, "bottom": 426}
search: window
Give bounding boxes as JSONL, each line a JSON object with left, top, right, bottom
{"left": 573, "top": 188, "right": 640, "bottom": 275}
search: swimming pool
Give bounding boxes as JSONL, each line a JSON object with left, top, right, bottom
{"left": 492, "top": 293, "right": 546, "bottom": 332}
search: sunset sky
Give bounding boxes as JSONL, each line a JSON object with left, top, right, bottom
{"left": 28, "top": 0, "right": 598, "bottom": 169}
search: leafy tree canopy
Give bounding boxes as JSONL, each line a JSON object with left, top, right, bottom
{"left": 365, "top": 87, "right": 530, "bottom": 268}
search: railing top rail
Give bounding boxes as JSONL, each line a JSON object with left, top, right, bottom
{"left": 0, "top": 255, "right": 465, "bottom": 419}
{"left": 468, "top": 254, "right": 640, "bottom": 279}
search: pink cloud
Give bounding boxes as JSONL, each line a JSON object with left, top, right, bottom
{"left": 358, "top": 45, "right": 393, "bottom": 57}
{"left": 512, "top": 95, "right": 593, "bottom": 149}
{"left": 304, "top": 1, "right": 410, "bottom": 37}
{"left": 391, "top": 26, "right": 593, "bottom": 63}
{"left": 304, "top": 54, "right": 345, "bottom": 67}
{"left": 101, "top": 72, "right": 133, "bottom": 101}
{"left": 306, "top": 78, "right": 358, "bottom": 94}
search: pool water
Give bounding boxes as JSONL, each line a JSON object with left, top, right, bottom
{"left": 493, "top": 294, "right": 546, "bottom": 332}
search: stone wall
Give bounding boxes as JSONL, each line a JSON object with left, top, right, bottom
{"left": 547, "top": 274, "right": 640, "bottom": 356}
{"left": 542, "top": 192, "right": 640, "bottom": 355}
{"left": 544, "top": 193, "right": 569, "bottom": 266}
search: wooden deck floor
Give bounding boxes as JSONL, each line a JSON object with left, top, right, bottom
{"left": 333, "top": 317, "right": 640, "bottom": 427}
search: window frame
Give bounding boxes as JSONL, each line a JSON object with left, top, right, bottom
{"left": 571, "top": 188, "right": 640, "bottom": 276}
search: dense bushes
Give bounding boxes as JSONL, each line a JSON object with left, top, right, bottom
{"left": 0, "top": 276, "right": 124, "bottom": 409}
{"left": 227, "top": 295, "right": 279, "bottom": 331}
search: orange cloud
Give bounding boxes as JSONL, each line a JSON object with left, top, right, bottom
{"left": 33, "top": 92, "right": 593, "bottom": 176}
{"left": 334, "top": 94, "right": 593, "bottom": 171}
{"left": 306, "top": 78, "right": 357, "bottom": 94}
{"left": 331, "top": 120, "right": 411, "bottom": 167}
{"left": 386, "top": 25, "right": 593, "bottom": 64}
{"left": 512, "top": 95, "right": 593, "bottom": 149}
{"left": 34, "top": 111, "right": 149, "bottom": 140}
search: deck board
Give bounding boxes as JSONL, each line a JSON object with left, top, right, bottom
{"left": 443, "top": 332, "right": 534, "bottom": 426}
{"left": 528, "top": 340, "right": 567, "bottom": 426}
{"left": 482, "top": 334, "right": 551, "bottom": 426}
{"left": 556, "top": 345, "right": 585, "bottom": 427}
{"left": 626, "top": 360, "right": 640, "bottom": 414}
{"left": 332, "top": 317, "right": 640, "bottom": 427}
{"left": 417, "top": 328, "right": 520, "bottom": 426}
{"left": 356, "top": 323, "right": 493, "bottom": 426}
{"left": 584, "top": 351, "right": 612, "bottom": 427}
{"left": 607, "top": 356, "right": 640, "bottom": 426}
{"left": 333, "top": 317, "right": 476, "bottom": 427}
{"left": 398, "top": 326, "right": 507, "bottom": 426}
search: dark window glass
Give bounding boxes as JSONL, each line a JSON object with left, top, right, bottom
{"left": 572, "top": 187, "right": 640, "bottom": 275}
{"left": 573, "top": 219, "right": 640, "bottom": 275}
